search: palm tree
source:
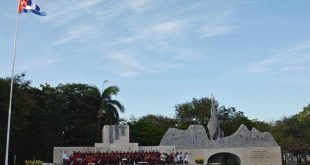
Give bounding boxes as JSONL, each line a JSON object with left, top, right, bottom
{"left": 96, "top": 82, "right": 125, "bottom": 141}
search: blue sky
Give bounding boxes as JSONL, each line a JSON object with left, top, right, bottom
{"left": 1, "top": 0, "right": 310, "bottom": 121}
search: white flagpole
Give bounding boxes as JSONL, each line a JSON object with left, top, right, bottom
{"left": 5, "top": 9, "right": 20, "bottom": 165}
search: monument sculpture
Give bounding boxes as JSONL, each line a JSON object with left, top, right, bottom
{"left": 160, "top": 95, "right": 282, "bottom": 165}
{"left": 160, "top": 124, "right": 278, "bottom": 149}
{"left": 94, "top": 125, "right": 138, "bottom": 150}
{"left": 54, "top": 94, "right": 282, "bottom": 165}
{"left": 207, "top": 95, "right": 224, "bottom": 140}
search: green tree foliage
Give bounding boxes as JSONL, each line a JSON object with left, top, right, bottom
{"left": 175, "top": 97, "right": 253, "bottom": 136}
{"left": 296, "top": 106, "right": 310, "bottom": 164}
{"left": 1, "top": 75, "right": 309, "bottom": 165}
{"left": 54, "top": 83, "right": 101, "bottom": 146}
{"left": 297, "top": 104, "right": 310, "bottom": 122}
{"left": 98, "top": 85, "right": 125, "bottom": 125}
{"left": 0, "top": 74, "right": 36, "bottom": 164}
{"left": 175, "top": 97, "right": 212, "bottom": 129}
{"left": 251, "top": 119, "right": 272, "bottom": 133}
{"left": 0, "top": 75, "right": 124, "bottom": 164}
{"left": 218, "top": 107, "right": 254, "bottom": 136}
{"left": 128, "top": 115, "right": 176, "bottom": 146}
{"left": 96, "top": 84, "right": 125, "bottom": 142}
{"left": 272, "top": 106, "right": 310, "bottom": 165}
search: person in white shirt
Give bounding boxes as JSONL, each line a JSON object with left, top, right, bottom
{"left": 184, "top": 152, "right": 189, "bottom": 165}
{"left": 179, "top": 152, "right": 184, "bottom": 165}
{"left": 62, "top": 151, "right": 69, "bottom": 165}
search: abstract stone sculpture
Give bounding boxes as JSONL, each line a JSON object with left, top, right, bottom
{"left": 160, "top": 94, "right": 279, "bottom": 149}
{"left": 207, "top": 95, "right": 224, "bottom": 140}
{"left": 160, "top": 125, "right": 209, "bottom": 148}
{"left": 159, "top": 124, "right": 278, "bottom": 149}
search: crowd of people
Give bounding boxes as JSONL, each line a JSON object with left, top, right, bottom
{"left": 63, "top": 151, "right": 189, "bottom": 165}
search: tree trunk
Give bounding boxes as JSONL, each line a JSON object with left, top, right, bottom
{"left": 297, "top": 158, "right": 302, "bottom": 165}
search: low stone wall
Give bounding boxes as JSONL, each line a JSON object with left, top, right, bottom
{"left": 94, "top": 142, "right": 139, "bottom": 150}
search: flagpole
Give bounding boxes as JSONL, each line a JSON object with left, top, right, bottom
{"left": 5, "top": 10, "right": 20, "bottom": 165}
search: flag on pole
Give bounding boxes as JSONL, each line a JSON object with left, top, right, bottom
{"left": 18, "top": 0, "right": 46, "bottom": 16}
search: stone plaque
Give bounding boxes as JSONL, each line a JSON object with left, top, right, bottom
{"left": 250, "top": 150, "right": 269, "bottom": 159}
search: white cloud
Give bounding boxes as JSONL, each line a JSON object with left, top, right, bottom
{"left": 199, "top": 25, "right": 234, "bottom": 38}
{"left": 274, "top": 79, "right": 310, "bottom": 84}
{"left": 17, "top": 57, "right": 61, "bottom": 72}
{"left": 41, "top": 0, "right": 236, "bottom": 78}
{"left": 250, "top": 40, "right": 310, "bottom": 73}
{"left": 151, "top": 21, "right": 184, "bottom": 36}
{"left": 54, "top": 25, "right": 98, "bottom": 44}
{"left": 293, "top": 80, "right": 310, "bottom": 84}
{"left": 116, "top": 20, "right": 185, "bottom": 45}
{"left": 104, "top": 51, "right": 181, "bottom": 78}
{"left": 44, "top": 0, "right": 105, "bottom": 23}
{"left": 173, "top": 49, "right": 203, "bottom": 61}
{"left": 129, "top": 0, "right": 150, "bottom": 12}
{"left": 44, "top": 0, "right": 150, "bottom": 25}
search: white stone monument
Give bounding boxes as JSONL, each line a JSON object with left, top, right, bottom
{"left": 53, "top": 95, "right": 282, "bottom": 165}
{"left": 95, "top": 125, "right": 138, "bottom": 150}
{"left": 159, "top": 95, "right": 282, "bottom": 165}
{"left": 53, "top": 125, "right": 139, "bottom": 164}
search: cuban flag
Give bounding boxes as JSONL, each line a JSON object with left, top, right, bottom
{"left": 18, "top": 0, "right": 46, "bottom": 16}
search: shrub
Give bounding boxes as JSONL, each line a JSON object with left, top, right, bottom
{"left": 195, "top": 157, "right": 205, "bottom": 164}
{"left": 24, "top": 160, "right": 43, "bottom": 165}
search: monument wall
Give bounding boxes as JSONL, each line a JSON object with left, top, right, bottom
{"left": 159, "top": 124, "right": 282, "bottom": 165}
{"left": 158, "top": 96, "right": 282, "bottom": 165}
{"left": 95, "top": 125, "right": 131, "bottom": 147}
{"left": 177, "top": 146, "right": 281, "bottom": 165}
{"left": 54, "top": 125, "right": 139, "bottom": 164}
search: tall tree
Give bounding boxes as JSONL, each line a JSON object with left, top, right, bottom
{"left": 128, "top": 115, "right": 176, "bottom": 146}
{"left": 272, "top": 108, "right": 310, "bottom": 165}
{"left": 98, "top": 84, "right": 125, "bottom": 125}
{"left": 55, "top": 83, "right": 101, "bottom": 146}
{"left": 218, "top": 106, "right": 254, "bottom": 136}
{"left": 96, "top": 83, "right": 125, "bottom": 142}
{"left": 296, "top": 104, "right": 310, "bottom": 165}
{"left": 174, "top": 97, "right": 253, "bottom": 137}
{"left": 0, "top": 74, "right": 36, "bottom": 164}
{"left": 175, "top": 97, "right": 213, "bottom": 129}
